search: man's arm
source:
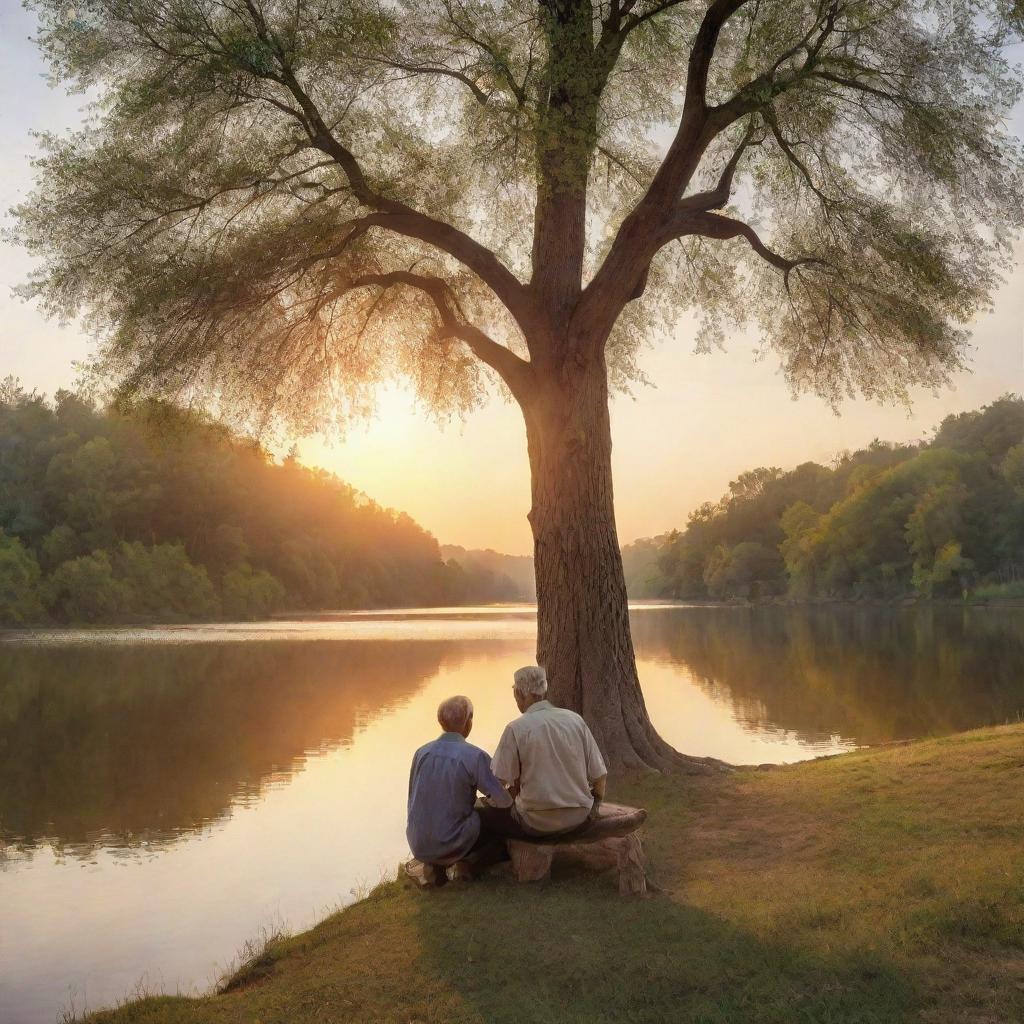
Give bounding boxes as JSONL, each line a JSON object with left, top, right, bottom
{"left": 408, "top": 749, "right": 420, "bottom": 801}
{"left": 582, "top": 721, "right": 608, "bottom": 784}
{"left": 581, "top": 721, "right": 608, "bottom": 816}
{"left": 490, "top": 724, "right": 521, "bottom": 800}
{"left": 474, "top": 750, "right": 513, "bottom": 808}
{"left": 589, "top": 773, "right": 608, "bottom": 818}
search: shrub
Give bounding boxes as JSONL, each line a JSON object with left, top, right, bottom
{"left": 114, "top": 542, "right": 220, "bottom": 620}
{"left": 222, "top": 565, "right": 286, "bottom": 620}
{"left": 972, "top": 580, "right": 1024, "bottom": 602}
{"left": 45, "top": 551, "right": 129, "bottom": 623}
{"left": 0, "top": 532, "right": 45, "bottom": 624}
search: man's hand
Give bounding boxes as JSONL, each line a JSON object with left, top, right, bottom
{"left": 589, "top": 774, "right": 608, "bottom": 819}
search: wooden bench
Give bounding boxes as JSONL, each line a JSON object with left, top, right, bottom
{"left": 507, "top": 802, "right": 648, "bottom": 895}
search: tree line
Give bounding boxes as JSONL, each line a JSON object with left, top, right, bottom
{"left": 623, "top": 396, "right": 1024, "bottom": 603}
{"left": 0, "top": 383, "right": 523, "bottom": 625}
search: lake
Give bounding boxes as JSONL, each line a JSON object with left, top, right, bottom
{"left": 2, "top": 604, "right": 1022, "bottom": 1023}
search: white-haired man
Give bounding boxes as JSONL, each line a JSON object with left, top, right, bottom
{"left": 484, "top": 666, "right": 608, "bottom": 839}
{"left": 406, "top": 694, "right": 512, "bottom": 883}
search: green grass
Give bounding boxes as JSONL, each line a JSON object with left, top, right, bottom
{"left": 216, "top": 926, "right": 291, "bottom": 994}
{"left": 80, "top": 724, "right": 1024, "bottom": 1024}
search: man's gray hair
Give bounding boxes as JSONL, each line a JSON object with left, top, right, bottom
{"left": 437, "top": 695, "right": 473, "bottom": 732}
{"left": 513, "top": 665, "right": 548, "bottom": 697}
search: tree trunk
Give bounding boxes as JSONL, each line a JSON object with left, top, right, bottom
{"left": 523, "top": 350, "right": 728, "bottom": 773}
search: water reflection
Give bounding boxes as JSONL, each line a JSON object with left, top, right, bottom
{"left": 0, "top": 641, "right": 458, "bottom": 852}
{"left": 1, "top": 606, "right": 1022, "bottom": 1024}
{"left": 632, "top": 606, "right": 1024, "bottom": 745}
{"left": 3, "top": 607, "right": 1022, "bottom": 857}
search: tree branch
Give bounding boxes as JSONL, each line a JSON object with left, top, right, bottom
{"left": 623, "top": 0, "right": 693, "bottom": 33}
{"left": 709, "top": 3, "right": 844, "bottom": 128}
{"left": 576, "top": 0, "right": 753, "bottom": 334}
{"left": 683, "top": 0, "right": 752, "bottom": 116}
{"left": 579, "top": 0, "right": 854, "bottom": 337}
{"left": 668, "top": 210, "right": 831, "bottom": 288}
{"left": 365, "top": 57, "right": 491, "bottom": 104}
{"left": 237, "top": 0, "right": 538, "bottom": 336}
{"left": 676, "top": 118, "right": 761, "bottom": 212}
{"left": 346, "top": 270, "right": 533, "bottom": 400}
{"left": 437, "top": 0, "right": 530, "bottom": 104}
{"left": 762, "top": 107, "right": 838, "bottom": 213}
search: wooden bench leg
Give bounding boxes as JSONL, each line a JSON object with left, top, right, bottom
{"left": 508, "top": 840, "right": 553, "bottom": 882}
{"left": 616, "top": 833, "right": 647, "bottom": 896}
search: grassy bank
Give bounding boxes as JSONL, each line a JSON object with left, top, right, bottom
{"left": 82, "top": 725, "right": 1024, "bottom": 1024}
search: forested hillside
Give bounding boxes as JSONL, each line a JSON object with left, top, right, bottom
{"left": 439, "top": 545, "right": 534, "bottom": 601}
{"left": 624, "top": 396, "right": 1024, "bottom": 603}
{"left": 5, "top": 387, "right": 1019, "bottom": 623}
{"left": 0, "top": 384, "right": 520, "bottom": 624}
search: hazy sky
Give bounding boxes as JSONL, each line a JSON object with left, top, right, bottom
{"left": 2, "top": 5, "right": 1022, "bottom": 555}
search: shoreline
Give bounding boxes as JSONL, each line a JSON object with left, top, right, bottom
{"left": 2, "top": 597, "right": 1023, "bottom": 633}
{"left": 70, "top": 722, "right": 1024, "bottom": 1024}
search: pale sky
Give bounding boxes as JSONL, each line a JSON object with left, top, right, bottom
{"left": 2, "top": 4, "right": 1022, "bottom": 555}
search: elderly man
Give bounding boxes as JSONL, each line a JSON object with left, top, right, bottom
{"left": 406, "top": 694, "right": 512, "bottom": 883}
{"left": 484, "top": 666, "right": 608, "bottom": 838}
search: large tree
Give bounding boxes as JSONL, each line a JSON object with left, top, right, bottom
{"left": 15, "top": 0, "right": 1024, "bottom": 768}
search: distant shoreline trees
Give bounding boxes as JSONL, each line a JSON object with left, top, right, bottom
{"left": 623, "top": 396, "right": 1024, "bottom": 604}
{"left": 0, "top": 384, "right": 527, "bottom": 625}
{"left": 3, "top": 388, "right": 1020, "bottom": 626}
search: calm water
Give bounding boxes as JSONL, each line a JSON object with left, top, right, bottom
{"left": 1, "top": 604, "right": 1023, "bottom": 1023}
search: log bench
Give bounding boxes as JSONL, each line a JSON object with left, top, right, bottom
{"left": 507, "top": 802, "right": 648, "bottom": 895}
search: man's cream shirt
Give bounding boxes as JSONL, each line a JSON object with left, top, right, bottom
{"left": 491, "top": 700, "right": 607, "bottom": 834}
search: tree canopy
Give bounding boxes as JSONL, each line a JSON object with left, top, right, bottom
{"left": 625, "top": 395, "right": 1024, "bottom": 600}
{"left": 0, "top": 383, "right": 525, "bottom": 624}
{"left": 13, "top": 0, "right": 1024, "bottom": 422}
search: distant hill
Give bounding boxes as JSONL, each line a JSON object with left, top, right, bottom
{"left": 621, "top": 535, "right": 671, "bottom": 599}
{"left": 0, "top": 385, "right": 532, "bottom": 624}
{"left": 440, "top": 545, "right": 535, "bottom": 602}
{"left": 622, "top": 395, "right": 1024, "bottom": 603}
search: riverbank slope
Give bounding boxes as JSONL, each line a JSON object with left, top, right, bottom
{"left": 82, "top": 724, "right": 1024, "bottom": 1024}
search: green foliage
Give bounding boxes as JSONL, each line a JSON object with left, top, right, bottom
{"left": 637, "top": 396, "right": 1024, "bottom": 602}
{"left": 915, "top": 541, "right": 973, "bottom": 598}
{"left": 0, "top": 532, "right": 45, "bottom": 624}
{"left": 1002, "top": 443, "right": 1024, "bottom": 491}
{"left": 46, "top": 550, "right": 128, "bottom": 624}
{"left": 620, "top": 535, "right": 666, "bottom": 598}
{"left": 439, "top": 545, "right": 534, "bottom": 603}
{"left": 779, "top": 501, "right": 821, "bottom": 597}
{"left": 933, "top": 396, "right": 1024, "bottom": 460}
{"left": 222, "top": 565, "right": 286, "bottom": 621}
{"left": 703, "top": 541, "right": 784, "bottom": 599}
{"left": 0, "top": 388, "right": 515, "bottom": 624}
{"left": 114, "top": 542, "right": 220, "bottom": 620}
{"left": 10, "top": 0, "right": 1024, "bottom": 422}
{"left": 46, "top": 539, "right": 220, "bottom": 625}
{"left": 972, "top": 579, "right": 1024, "bottom": 601}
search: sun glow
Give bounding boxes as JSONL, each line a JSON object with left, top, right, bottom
{"left": 295, "top": 261, "right": 1024, "bottom": 559}
{"left": 298, "top": 382, "right": 533, "bottom": 554}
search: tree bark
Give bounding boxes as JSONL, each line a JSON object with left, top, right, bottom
{"left": 522, "top": 349, "right": 728, "bottom": 773}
